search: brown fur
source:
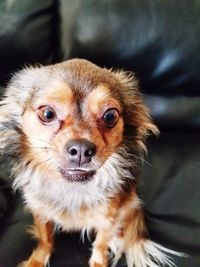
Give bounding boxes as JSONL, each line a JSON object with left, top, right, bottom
{"left": 0, "top": 59, "right": 178, "bottom": 267}
{"left": 19, "top": 217, "right": 54, "bottom": 267}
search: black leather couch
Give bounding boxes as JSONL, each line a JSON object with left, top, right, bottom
{"left": 0, "top": 1, "right": 200, "bottom": 266}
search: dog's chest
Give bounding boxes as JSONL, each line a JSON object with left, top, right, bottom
{"left": 56, "top": 204, "right": 113, "bottom": 231}
{"left": 27, "top": 190, "right": 123, "bottom": 232}
{"left": 29, "top": 199, "right": 114, "bottom": 232}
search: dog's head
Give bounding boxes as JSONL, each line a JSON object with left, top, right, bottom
{"left": 0, "top": 59, "right": 158, "bottom": 207}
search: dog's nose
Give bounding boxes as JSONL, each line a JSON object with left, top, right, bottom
{"left": 66, "top": 139, "right": 96, "bottom": 166}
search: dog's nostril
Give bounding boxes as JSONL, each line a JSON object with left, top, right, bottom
{"left": 84, "top": 148, "right": 96, "bottom": 157}
{"left": 69, "top": 148, "right": 78, "bottom": 156}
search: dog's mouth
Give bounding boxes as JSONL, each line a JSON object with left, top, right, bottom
{"left": 59, "top": 168, "right": 96, "bottom": 182}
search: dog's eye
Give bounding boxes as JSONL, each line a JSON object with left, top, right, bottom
{"left": 102, "top": 108, "right": 119, "bottom": 127}
{"left": 37, "top": 106, "right": 57, "bottom": 123}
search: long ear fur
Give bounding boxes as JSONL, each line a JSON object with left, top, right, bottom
{"left": 0, "top": 67, "right": 39, "bottom": 159}
{"left": 0, "top": 100, "right": 22, "bottom": 158}
{"left": 113, "top": 71, "right": 159, "bottom": 152}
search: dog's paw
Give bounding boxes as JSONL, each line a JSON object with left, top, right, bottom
{"left": 17, "top": 260, "right": 44, "bottom": 267}
{"left": 90, "top": 262, "right": 107, "bottom": 267}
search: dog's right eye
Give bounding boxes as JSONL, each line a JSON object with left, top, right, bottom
{"left": 37, "top": 106, "right": 57, "bottom": 124}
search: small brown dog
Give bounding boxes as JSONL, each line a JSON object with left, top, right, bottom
{"left": 0, "top": 59, "right": 178, "bottom": 267}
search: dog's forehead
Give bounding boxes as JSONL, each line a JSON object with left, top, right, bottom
{"left": 45, "top": 80, "right": 119, "bottom": 115}
{"left": 59, "top": 59, "right": 119, "bottom": 97}
{"left": 45, "top": 80, "right": 74, "bottom": 104}
{"left": 40, "top": 60, "right": 121, "bottom": 105}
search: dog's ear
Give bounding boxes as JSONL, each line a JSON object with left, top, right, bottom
{"left": 0, "top": 69, "right": 32, "bottom": 158}
{"left": 0, "top": 97, "right": 22, "bottom": 158}
{"left": 112, "top": 70, "right": 159, "bottom": 152}
{"left": 0, "top": 65, "right": 45, "bottom": 158}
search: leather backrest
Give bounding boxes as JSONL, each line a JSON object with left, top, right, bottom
{"left": 0, "top": 0, "right": 61, "bottom": 85}
{"left": 60, "top": 0, "right": 200, "bottom": 97}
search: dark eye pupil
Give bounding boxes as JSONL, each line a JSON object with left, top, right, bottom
{"left": 104, "top": 112, "right": 115, "bottom": 122}
{"left": 38, "top": 106, "right": 56, "bottom": 123}
{"left": 102, "top": 109, "right": 119, "bottom": 127}
{"left": 44, "top": 110, "right": 54, "bottom": 119}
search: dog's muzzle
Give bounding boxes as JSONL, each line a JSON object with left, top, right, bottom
{"left": 66, "top": 139, "right": 96, "bottom": 166}
{"left": 59, "top": 139, "right": 97, "bottom": 182}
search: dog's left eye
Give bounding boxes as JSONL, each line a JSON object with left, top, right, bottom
{"left": 37, "top": 106, "right": 57, "bottom": 123}
{"left": 102, "top": 108, "right": 119, "bottom": 127}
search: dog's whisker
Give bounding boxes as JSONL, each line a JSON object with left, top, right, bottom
{"left": 27, "top": 136, "right": 53, "bottom": 146}
{"left": 28, "top": 146, "right": 56, "bottom": 153}
{"left": 32, "top": 157, "right": 55, "bottom": 167}
{"left": 26, "top": 150, "right": 54, "bottom": 157}
{"left": 28, "top": 146, "right": 53, "bottom": 150}
{"left": 39, "top": 161, "right": 55, "bottom": 177}
{"left": 131, "top": 154, "right": 152, "bottom": 167}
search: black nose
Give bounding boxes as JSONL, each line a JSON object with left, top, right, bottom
{"left": 66, "top": 139, "right": 96, "bottom": 166}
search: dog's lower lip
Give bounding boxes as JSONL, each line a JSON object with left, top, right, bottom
{"left": 59, "top": 169, "right": 96, "bottom": 182}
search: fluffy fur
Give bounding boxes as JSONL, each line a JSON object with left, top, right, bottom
{"left": 0, "top": 59, "right": 180, "bottom": 267}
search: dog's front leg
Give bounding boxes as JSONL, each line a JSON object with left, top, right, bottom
{"left": 89, "top": 229, "right": 111, "bottom": 267}
{"left": 18, "top": 215, "right": 54, "bottom": 267}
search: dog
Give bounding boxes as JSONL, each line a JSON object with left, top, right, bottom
{"left": 0, "top": 59, "right": 179, "bottom": 267}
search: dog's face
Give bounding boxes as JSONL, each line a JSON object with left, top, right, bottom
{"left": 26, "top": 86, "right": 123, "bottom": 183}
{"left": 22, "top": 65, "right": 125, "bottom": 183}
{"left": 0, "top": 59, "right": 158, "bottom": 210}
